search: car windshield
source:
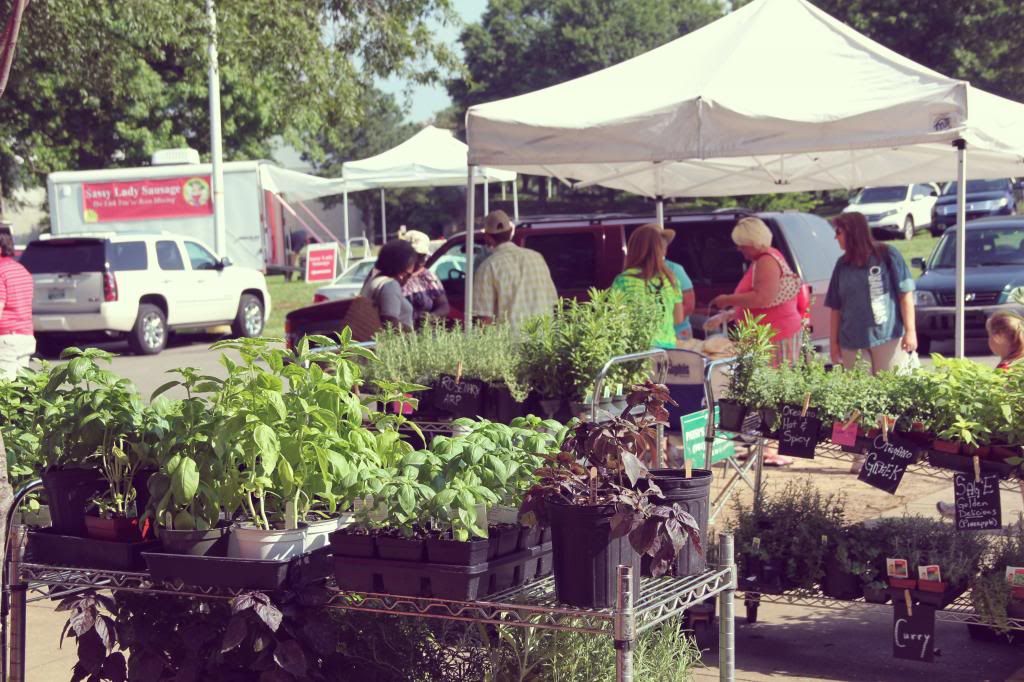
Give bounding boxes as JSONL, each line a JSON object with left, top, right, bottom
{"left": 940, "top": 179, "right": 1009, "bottom": 195}
{"left": 930, "top": 227, "right": 1024, "bottom": 268}
{"left": 852, "top": 186, "right": 906, "bottom": 204}
{"left": 336, "top": 259, "right": 375, "bottom": 285}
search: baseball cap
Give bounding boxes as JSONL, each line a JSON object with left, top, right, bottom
{"left": 400, "top": 229, "right": 431, "bottom": 255}
{"left": 483, "top": 210, "right": 514, "bottom": 234}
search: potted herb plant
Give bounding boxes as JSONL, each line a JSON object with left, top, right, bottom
{"left": 519, "top": 383, "right": 703, "bottom": 608}
{"left": 970, "top": 526, "right": 1024, "bottom": 640}
{"left": 718, "top": 314, "right": 775, "bottom": 432}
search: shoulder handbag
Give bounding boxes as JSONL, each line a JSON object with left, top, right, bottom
{"left": 760, "top": 251, "right": 803, "bottom": 308}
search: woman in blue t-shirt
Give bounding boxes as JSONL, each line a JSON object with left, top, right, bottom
{"left": 825, "top": 212, "right": 917, "bottom": 374}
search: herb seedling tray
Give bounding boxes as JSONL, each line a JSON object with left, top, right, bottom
{"left": 142, "top": 547, "right": 332, "bottom": 591}
{"left": 26, "top": 527, "right": 159, "bottom": 572}
{"left": 332, "top": 542, "right": 552, "bottom": 600}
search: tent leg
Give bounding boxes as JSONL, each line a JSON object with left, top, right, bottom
{"left": 656, "top": 198, "right": 664, "bottom": 227}
{"left": 342, "top": 191, "right": 350, "bottom": 267}
{"left": 380, "top": 189, "right": 387, "bottom": 245}
{"left": 954, "top": 140, "right": 967, "bottom": 359}
{"left": 483, "top": 179, "right": 489, "bottom": 215}
{"left": 512, "top": 181, "right": 519, "bottom": 221}
{"left": 465, "top": 166, "right": 476, "bottom": 332}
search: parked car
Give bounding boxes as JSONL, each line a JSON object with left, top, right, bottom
{"left": 911, "top": 216, "right": 1024, "bottom": 353}
{"left": 21, "top": 233, "right": 271, "bottom": 356}
{"left": 930, "top": 178, "right": 1018, "bottom": 236}
{"left": 841, "top": 184, "right": 939, "bottom": 240}
{"left": 312, "top": 258, "right": 376, "bottom": 303}
{"left": 286, "top": 210, "right": 844, "bottom": 353}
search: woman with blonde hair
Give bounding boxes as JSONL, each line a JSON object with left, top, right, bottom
{"left": 987, "top": 311, "right": 1024, "bottom": 370}
{"left": 612, "top": 224, "right": 686, "bottom": 350}
{"left": 709, "top": 217, "right": 805, "bottom": 361}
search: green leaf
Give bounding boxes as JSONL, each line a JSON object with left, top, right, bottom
{"left": 397, "top": 486, "right": 415, "bottom": 516}
{"left": 171, "top": 458, "right": 199, "bottom": 505}
{"left": 254, "top": 424, "right": 280, "bottom": 474}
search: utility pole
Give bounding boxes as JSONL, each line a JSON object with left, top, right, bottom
{"left": 207, "top": 0, "right": 227, "bottom": 256}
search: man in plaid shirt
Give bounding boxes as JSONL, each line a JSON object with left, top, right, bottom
{"left": 472, "top": 210, "right": 557, "bottom": 329}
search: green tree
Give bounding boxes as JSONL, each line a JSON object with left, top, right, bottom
{"left": 448, "top": 0, "right": 724, "bottom": 124}
{"left": 0, "top": 0, "right": 458, "bottom": 195}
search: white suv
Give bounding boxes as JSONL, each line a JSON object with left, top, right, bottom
{"left": 21, "top": 233, "right": 271, "bottom": 356}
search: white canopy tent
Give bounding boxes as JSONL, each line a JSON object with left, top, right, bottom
{"left": 341, "top": 125, "right": 518, "bottom": 245}
{"left": 463, "top": 0, "right": 1024, "bottom": 355}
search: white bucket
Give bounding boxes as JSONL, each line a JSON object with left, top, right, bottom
{"left": 303, "top": 514, "right": 353, "bottom": 552}
{"left": 229, "top": 522, "right": 306, "bottom": 560}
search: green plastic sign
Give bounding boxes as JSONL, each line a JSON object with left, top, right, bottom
{"left": 681, "top": 407, "right": 736, "bottom": 466}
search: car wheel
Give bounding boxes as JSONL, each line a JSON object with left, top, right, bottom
{"left": 231, "top": 294, "right": 264, "bottom": 338}
{"left": 917, "top": 334, "right": 931, "bottom": 356}
{"left": 127, "top": 303, "right": 167, "bottom": 355}
{"left": 902, "top": 215, "right": 915, "bottom": 240}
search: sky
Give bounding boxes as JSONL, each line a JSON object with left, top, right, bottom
{"left": 378, "top": 0, "right": 488, "bottom": 123}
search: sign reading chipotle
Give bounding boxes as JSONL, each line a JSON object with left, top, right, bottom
{"left": 81, "top": 176, "right": 213, "bottom": 223}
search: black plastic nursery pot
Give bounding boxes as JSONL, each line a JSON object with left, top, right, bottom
{"left": 547, "top": 499, "right": 640, "bottom": 609}
{"left": 517, "top": 524, "right": 542, "bottom": 552}
{"left": 40, "top": 467, "right": 105, "bottom": 537}
{"left": 487, "top": 524, "right": 520, "bottom": 560}
{"left": 329, "top": 528, "right": 376, "bottom": 558}
{"left": 425, "top": 537, "right": 490, "bottom": 566}
{"left": 159, "top": 524, "right": 231, "bottom": 557}
{"left": 483, "top": 385, "right": 535, "bottom": 423}
{"left": 716, "top": 400, "right": 748, "bottom": 433}
{"left": 375, "top": 535, "right": 425, "bottom": 562}
{"left": 741, "top": 556, "right": 787, "bottom": 595}
{"left": 637, "top": 469, "right": 712, "bottom": 578}
{"left": 821, "top": 555, "right": 862, "bottom": 601}
{"left": 927, "top": 450, "right": 1015, "bottom": 479}
{"left": 27, "top": 527, "right": 158, "bottom": 571}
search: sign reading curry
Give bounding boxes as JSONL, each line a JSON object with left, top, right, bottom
{"left": 81, "top": 176, "right": 213, "bottom": 223}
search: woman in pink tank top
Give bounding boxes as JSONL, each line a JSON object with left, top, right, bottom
{"left": 709, "top": 217, "right": 803, "bottom": 355}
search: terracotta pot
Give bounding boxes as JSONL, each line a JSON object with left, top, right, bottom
{"left": 917, "top": 580, "right": 946, "bottom": 594}
{"left": 962, "top": 443, "right": 991, "bottom": 457}
{"left": 990, "top": 444, "right": 1023, "bottom": 461}
{"left": 84, "top": 515, "right": 142, "bottom": 542}
{"left": 888, "top": 577, "right": 917, "bottom": 590}
{"left": 932, "top": 438, "right": 961, "bottom": 454}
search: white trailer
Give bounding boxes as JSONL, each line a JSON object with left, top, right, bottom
{"left": 46, "top": 155, "right": 350, "bottom": 273}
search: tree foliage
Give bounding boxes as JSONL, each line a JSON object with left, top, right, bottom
{"left": 0, "top": 0, "right": 458, "bottom": 193}
{"left": 448, "top": 0, "right": 724, "bottom": 123}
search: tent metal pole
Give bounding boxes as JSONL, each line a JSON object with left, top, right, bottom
{"left": 466, "top": 166, "right": 476, "bottom": 332}
{"left": 380, "top": 189, "right": 386, "bottom": 245}
{"left": 483, "top": 179, "right": 489, "bottom": 215}
{"left": 207, "top": 0, "right": 227, "bottom": 256}
{"left": 342, "top": 191, "right": 349, "bottom": 252}
{"left": 512, "top": 180, "right": 519, "bottom": 221}
{"left": 954, "top": 140, "right": 967, "bottom": 358}
{"left": 656, "top": 199, "right": 664, "bottom": 227}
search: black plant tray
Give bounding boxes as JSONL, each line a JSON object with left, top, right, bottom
{"left": 926, "top": 450, "right": 1016, "bottom": 479}
{"left": 887, "top": 583, "right": 968, "bottom": 610}
{"left": 332, "top": 542, "right": 553, "bottom": 600}
{"left": 26, "top": 528, "right": 159, "bottom": 572}
{"left": 142, "top": 548, "right": 332, "bottom": 591}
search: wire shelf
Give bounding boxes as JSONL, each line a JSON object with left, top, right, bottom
{"left": 17, "top": 563, "right": 734, "bottom": 635}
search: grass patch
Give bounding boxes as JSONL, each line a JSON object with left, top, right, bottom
{"left": 265, "top": 275, "right": 320, "bottom": 338}
{"left": 888, "top": 233, "right": 941, "bottom": 277}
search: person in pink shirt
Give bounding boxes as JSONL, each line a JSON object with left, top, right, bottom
{"left": 0, "top": 230, "right": 34, "bottom": 379}
{"left": 709, "top": 217, "right": 805, "bottom": 466}
{"left": 709, "top": 217, "right": 804, "bottom": 363}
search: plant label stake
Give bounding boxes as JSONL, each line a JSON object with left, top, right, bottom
{"left": 904, "top": 589, "right": 913, "bottom": 617}
{"left": 893, "top": 596, "right": 936, "bottom": 663}
{"left": 800, "top": 393, "right": 811, "bottom": 417}
{"left": 455, "top": 360, "right": 463, "bottom": 384}
{"left": 859, "top": 437, "right": 919, "bottom": 494}
{"left": 285, "top": 500, "right": 297, "bottom": 530}
{"left": 777, "top": 403, "right": 821, "bottom": 459}
{"left": 973, "top": 455, "right": 981, "bottom": 482}
{"left": 684, "top": 458, "right": 692, "bottom": 478}
{"left": 953, "top": 472, "right": 1002, "bottom": 531}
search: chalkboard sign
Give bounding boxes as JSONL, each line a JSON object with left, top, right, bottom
{"left": 893, "top": 598, "right": 936, "bottom": 662}
{"left": 953, "top": 472, "right": 1002, "bottom": 531}
{"left": 432, "top": 375, "right": 485, "bottom": 418}
{"left": 776, "top": 405, "right": 821, "bottom": 459}
{"left": 857, "top": 437, "right": 919, "bottom": 494}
